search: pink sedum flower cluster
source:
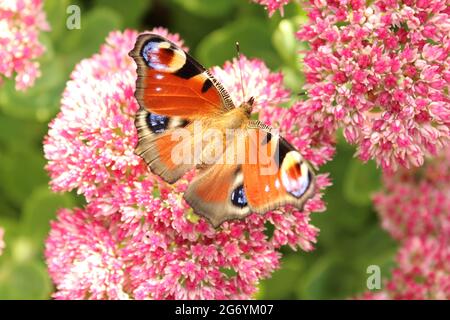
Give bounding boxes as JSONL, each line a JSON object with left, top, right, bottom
{"left": 363, "top": 236, "right": 450, "bottom": 300}
{"left": 265, "top": 101, "right": 337, "bottom": 167}
{"left": 297, "top": 0, "right": 450, "bottom": 171}
{"left": 374, "top": 147, "right": 450, "bottom": 241}
{"left": 252, "top": 0, "right": 292, "bottom": 16}
{"left": 44, "top": 29, "right": 330, "bottom": 299}
{"left": 0, "top": 0, "right": 49, "bottom": 90}
{"left": 385, "top": 236, "right": 450, "bottom": 299}
{"left": 362, "top": 147, "right": 450, "bottom": 299}
{"left": 46, "top": 209, "right": 129, "bottom": 300}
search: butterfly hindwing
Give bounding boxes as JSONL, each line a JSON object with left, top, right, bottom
{"left": 183, "top": 164, "right": 251, "bottom": 227}
{"left": 134, "top": 108, "right": 194, "bottom": 183}
{"left": 183, "top": 123, "right": 315, "bottom": 227}
{"left": 242, "top": 122, "right": 316, "bottom": 214}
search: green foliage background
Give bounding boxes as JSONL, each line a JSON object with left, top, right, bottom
{"left": 0, "top": 0, "right": 397, "bottom": 299}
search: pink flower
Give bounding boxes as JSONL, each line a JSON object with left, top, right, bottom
{"left": 45, "top": 175, "right": 328, "bottom": 299}
{"left": 387, "top": 236, "right": 450, "bottom": 300}
{"left": 0, "top": 0, "right": 49, "bottom": 90}
{"left": 362, "top": 236, "right": 450, "bottom": 300}
{"left": 0, "top": 227, "right": 4, "bottom": 256}
{"left": 296, "top": 0, "right": 450, "bottom": 172}
{"left": 356, "top": 291, "right": 389, "bottom": 300}
{"left": 44, "top": 29, "right": 144, "bottom": 200}
{"left": 374, "top": 147, "right": 450, "bottom": 241}
{"left": 265, "top": 101, "right": 337, "bottom": 167}
{"left": 45, "top": 208, "right": 129, "bottom": 300}
{"left": 360, "top": 146, "right": 450, "bottom": 300}
{"left": 252, "top": 0, "right": 291, "bottom": 16}
{"left": 44, "top": 29, "right": 330, "bottom": 299}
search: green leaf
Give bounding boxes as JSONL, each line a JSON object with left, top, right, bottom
{"left": 10, "top": 236, "right": 36, "bottom": 263}
{"left": 0, "top": 217, "right": 20, "bottom": 258}
{"left": 168, "top": 8, "right": 228, "bottom": 48}
{"left": 352, "top": 226, "right": 398, "bottom": 268}
{"left": 61, "top": 7, "right": 123, "bottom": 64}
{"left": 281, "top": 1, "right": 309, "bottom": 18}
{"left": 0, "top": 217, "right": 19, "bottom": 234}
{"left": 219, "top": 267, "right": 238, "bottom": 278}
{"left": 261, "top": 255, "right": 303, "bottom": 299}
{"left": 196, "top": 18, "right": 279, "bottom": 68}
{"left": 343, "top": 159, "right": 381, "bottom": 206}
{"left": 296, "top": 256, "right": 335, "bottom": 299}
{"left": 21, "top": 186, "right": 74, "bottom": 247}
{"left": 281, "top": 66, "right": 304, "bottom": 92}
{"left": 272, "top": 19, "right": 308, "bottom": 90}
{"left": 314, "top": 143, "right": 372, "bottom": 237}
{"left": 0, "top": 200, "right": 19, "bottom": 220}
{"left": 171, "top": 0, "right": 236, "bottom": 18}
{"left": 0, "top": 149, "right": 48, "bottom": 207}
{"left": 272, "top": 19, "right": 297, "bottom": 66}
{"left": 0, "top": 260, "right": 52, "bottom": 299}
{"left": 44, "top": 0, "right": 71, "bottom": 42}
{"left": 95, "top": 0, "right": 151, "bottom": 28}
{"left": 0, "top": 115, "right": 45, "bottom": 148}
{"left": 39, "top": 33, "right": 56, "bottom": 63}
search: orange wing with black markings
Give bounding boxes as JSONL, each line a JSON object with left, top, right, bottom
{"left": 129, "top": 33, "right": 236, "bottom": 183}
{"left": 183, "top": 164, "right": 251, "bottom": 227}
{"left": 241, "top": 126, "right": 316, "bottom": 215}
{"left": 182, "top": 125, "right": 316, "bottom": 227}
{"left": 129, "top": 33, "right": 234, "bottom": 119}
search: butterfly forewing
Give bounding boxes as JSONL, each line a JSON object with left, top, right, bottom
{"left": 129, "top": 33, "right": 234, "bottom": 119}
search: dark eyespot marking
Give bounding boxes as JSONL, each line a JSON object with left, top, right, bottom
{"left": 175, "top": 118, "right": 190, "bottom": 128}
{"left": 308, "top": 170, "right": 313, "bottom": 190}
{"left": 145, "top": 37, "right": 164, "bottom": 45}
{"left": 146, "top": 112, "right": 169, "bottom": 134}
{"left": 274, "top": 137, "right": 293, "bottom": 168}
{"left": 261, "top": 132, "right": 272, "bottom": 145}
{"left": 174, "top": 59, "right": 202, "bottom": 79}
{"left": 231, "top": 185, "right": 247, "bottom": 208}
{"left": 169, "top": 43, "right": 179, "bottom": 51}
{"left": 201, "top": 79, "right": 213, "bottom": 93}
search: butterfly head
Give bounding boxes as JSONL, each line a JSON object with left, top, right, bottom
{"left": 240, "top": 97, "right": 255, "bottom": 116}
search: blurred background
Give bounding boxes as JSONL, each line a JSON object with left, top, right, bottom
{"left": 0, "top": 0, "right": 397, "bottom": 299}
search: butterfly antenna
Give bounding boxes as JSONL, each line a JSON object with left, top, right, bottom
{"left": 235, "top": 41, "right": 246, "bottom": 104}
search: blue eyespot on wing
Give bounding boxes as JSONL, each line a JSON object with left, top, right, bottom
{"left": 231, "top": 185, "right": 247, "bottom": 208}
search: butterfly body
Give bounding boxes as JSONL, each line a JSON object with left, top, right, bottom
{"left": 214, "top": 103, "right": 252, "bottom": 126}
{"left": 130, "top": 33, "right": 316, "bottom": 227}
{"left": 203, "top": 103, "right": 252, "bottom": 132}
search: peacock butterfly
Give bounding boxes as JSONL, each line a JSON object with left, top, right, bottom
{"left": 129, "top": 33, "right": 315, "bottom": 227}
